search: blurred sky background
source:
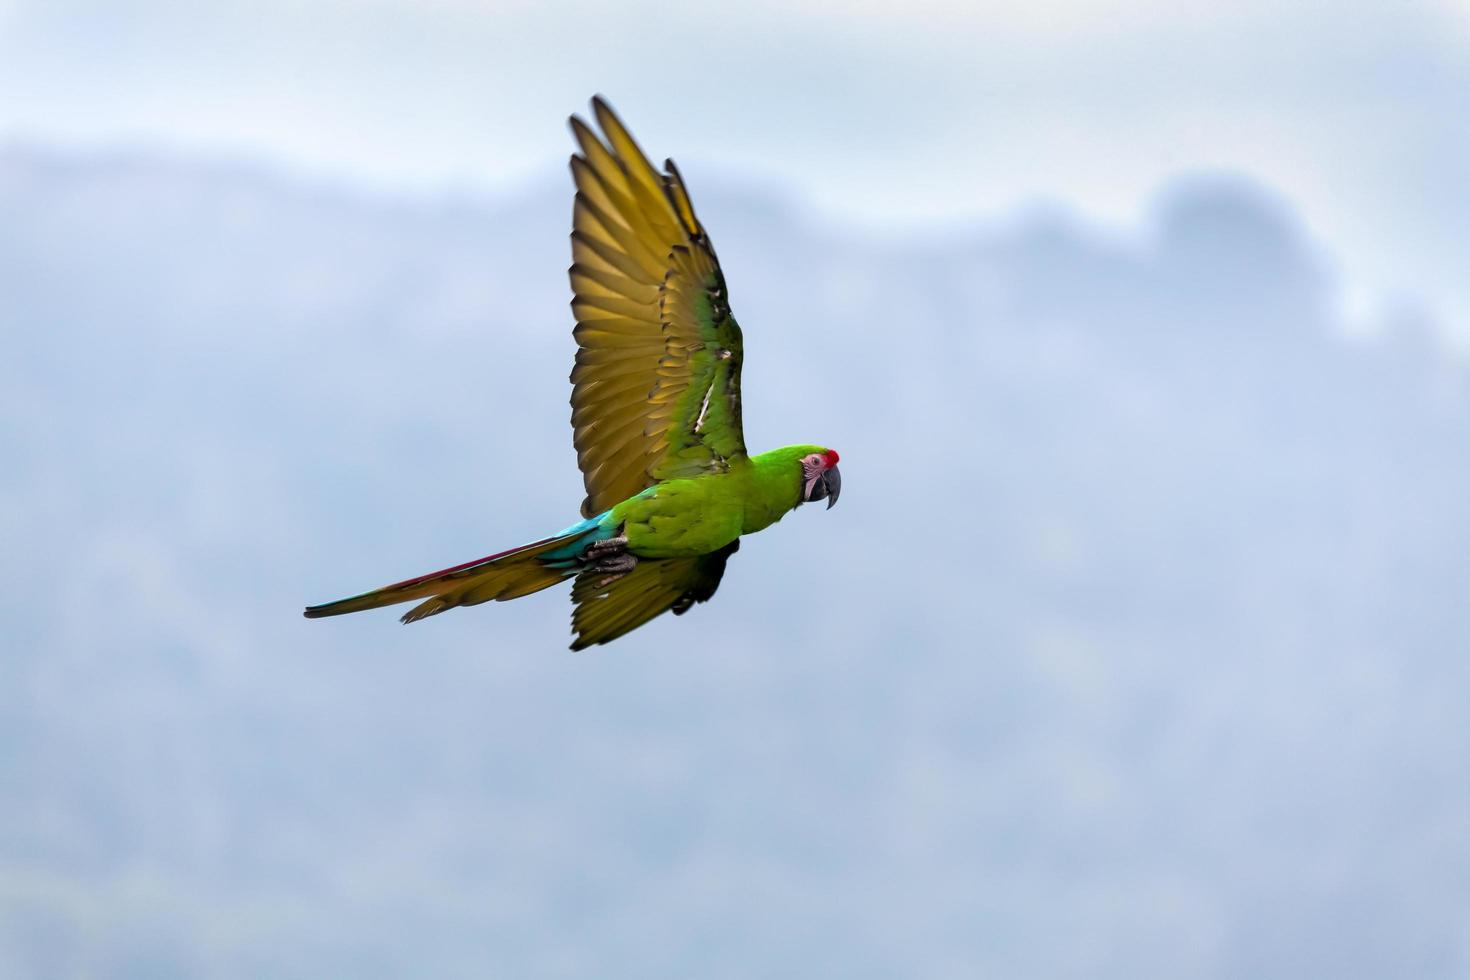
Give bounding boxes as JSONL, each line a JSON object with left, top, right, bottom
{"left": 4, "top": 1, "right": 1470, "bottom": 978}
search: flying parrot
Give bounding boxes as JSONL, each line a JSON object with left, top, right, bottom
{"left": 304, "top": 97, "right": 842, "bottom": 649}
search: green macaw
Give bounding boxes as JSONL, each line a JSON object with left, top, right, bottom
{"left": 305, "top": 97, "right": 842, "bottom": 649}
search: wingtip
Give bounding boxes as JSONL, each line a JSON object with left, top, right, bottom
{"left": 589, "top": 96, "right": 627, "bottom": 136}
{"left": 575, "top": 95, "right": 617, "bottom": 138}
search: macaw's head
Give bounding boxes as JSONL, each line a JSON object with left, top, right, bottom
{"left": 799, "top": 448, "right": 842, "bottom": 509}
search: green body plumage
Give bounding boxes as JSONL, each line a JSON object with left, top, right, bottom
{"left": 610, "top": 445, "right": 823, "bottom": 558}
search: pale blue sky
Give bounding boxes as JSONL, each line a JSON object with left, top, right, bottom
{"left": 3, "top": 0, "right": 1470, "bottom": 342}
{"left": 5, "top": 5, "right": 1470, "bottom": 976}
{"left": 6, "top": 144, "right": 1468, "bottom": 979}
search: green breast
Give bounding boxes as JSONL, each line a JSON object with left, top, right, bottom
{"left": 613, "top": 474, "right": 746, "bottom": 559}
{"left": 609, "top": 452, "right": 803, "bottom": 559}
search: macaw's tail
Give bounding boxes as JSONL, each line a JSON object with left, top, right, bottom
{"left": 304, "top": 521, "right": 604, "bottom": 624}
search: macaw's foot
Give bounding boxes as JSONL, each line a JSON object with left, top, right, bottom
{"left": 581, "top": 535, "right": 637, "bottom": 584}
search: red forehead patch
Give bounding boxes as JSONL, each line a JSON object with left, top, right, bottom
{"left": 824, "top": 449, "right": 840, "bottom": 468}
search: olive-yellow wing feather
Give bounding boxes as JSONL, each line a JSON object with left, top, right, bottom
{"left": 570, "top": 541, "right": 739, "bottom": 650}
{"left": 568, "top": 97, "right": 746, "bottom": 518}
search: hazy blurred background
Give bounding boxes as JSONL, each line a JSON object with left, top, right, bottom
{"left": 4, "top": 1, "right": 1470, "bottom": 977}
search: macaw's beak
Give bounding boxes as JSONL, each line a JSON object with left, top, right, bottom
{"left": 804, "top": 464, "right": 841, "bottom": 509}
{"left": 823, "top": 464, "right": 841, "bottom": 509}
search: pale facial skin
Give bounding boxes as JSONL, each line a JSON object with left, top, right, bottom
{"left": 800, "top": 450, "right": 842, "bottom": 509}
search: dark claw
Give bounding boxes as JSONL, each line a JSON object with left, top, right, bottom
{"left": 580, "top": 534, "right": 637, "bottom": 580}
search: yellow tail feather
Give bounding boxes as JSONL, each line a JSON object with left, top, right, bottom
{"left": 304, "top": 530, "right": 590, "bottom": 622}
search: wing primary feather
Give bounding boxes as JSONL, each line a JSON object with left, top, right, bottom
{"left": 661, "top": 158, "right": 703, "bottom": 236}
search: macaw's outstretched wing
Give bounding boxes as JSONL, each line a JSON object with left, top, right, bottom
{"left": 568, "top": 97, "right": 746, "bottom": 518}
{"left": 569, "top": 540, "right": 738, "bottom": 650}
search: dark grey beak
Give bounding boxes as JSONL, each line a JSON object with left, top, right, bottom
{"left": 805, "top": 464, "right": 842, "bottom": 508}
